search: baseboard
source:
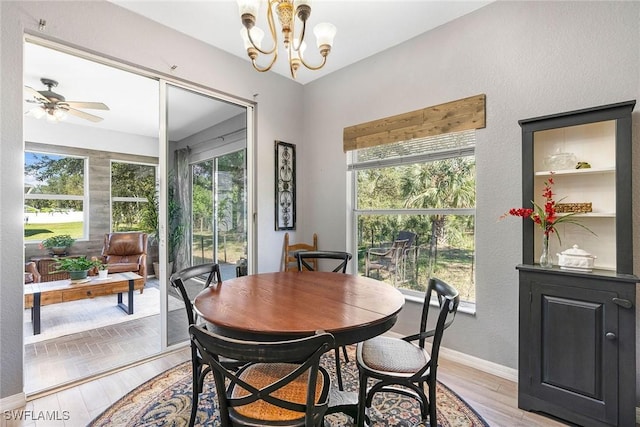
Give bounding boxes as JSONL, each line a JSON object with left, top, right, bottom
{"left": 439, "top": 346, "right": 519, "bottom": 383}
{"left": 0, "top": 392, "right": 26, "bottom": 411}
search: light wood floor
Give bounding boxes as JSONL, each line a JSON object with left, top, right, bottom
{"left": 3, "top": 346, "right": 576, "bottom": 427}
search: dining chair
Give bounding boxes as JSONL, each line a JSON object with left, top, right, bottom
{"left": 295, "top": 250, "right": 353, "bottom": 391}
{"left": 283, "top": 232, "right": 318, "bottom": 271}
{"left": 189, "top": 324, "right": 335, "bottom": 427}
{"left": 295, "top": 250, "right": 352, "bottom": 273}
{"left": 355, "top": 277, "right": 460, "bottom": 427}
{"left": 169, "top": 263, "right": 243, "bottom": 427}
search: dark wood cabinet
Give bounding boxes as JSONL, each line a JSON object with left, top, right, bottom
{"left": 517, "top": 101, "right": 637, "bottom": 426}
{"left": 518, "top": 265, "right": 636, "bottom": 426}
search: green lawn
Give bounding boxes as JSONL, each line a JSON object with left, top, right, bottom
{"left": 24, "top": 222, "right": 84, "bottom": 240}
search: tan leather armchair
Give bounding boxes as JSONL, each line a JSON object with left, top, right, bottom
{"left": 101, "top": 232, "right": 148, "bottom": 285}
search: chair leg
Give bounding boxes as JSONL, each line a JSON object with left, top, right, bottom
{"left": 428, "top": 380, "right": 437, "bottom": 427}
{"left": 356, "top": 372, "right": 368, "bottom": 427}
{"left": 341, "top": 345, "right": 349, "bottom": 363}
{"left": 189, "top": 364, "right": 200, "bottom": 427}
{"left": 334, "top": 347, "right": 344, "bottom": 391}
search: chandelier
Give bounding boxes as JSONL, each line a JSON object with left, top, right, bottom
{"left": 236, "top": 0, "right": 337, "bottom": 79}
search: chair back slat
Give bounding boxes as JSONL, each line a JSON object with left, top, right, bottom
{"left": 295, "top": 250, "right": 353, "bottom": 273}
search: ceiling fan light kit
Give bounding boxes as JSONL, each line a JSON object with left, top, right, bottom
{"left": 24, "top": 78, "right": 110, "bottom": 123}
{"left": 237, "top": 0, "right": 336, "bottom": 79}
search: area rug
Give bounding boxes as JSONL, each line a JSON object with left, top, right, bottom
{"left": 24, "top": 287, "right": 183, "bottom": 344}
{"left": 90, "top": 346, "right": 489, "bottom": 427}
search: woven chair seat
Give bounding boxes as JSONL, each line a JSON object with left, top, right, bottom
{"left": 360, "top": 336, "right": 429, "bottom": 374}
{"left": 231, "top": 363, "right": 325, "bottom": 421}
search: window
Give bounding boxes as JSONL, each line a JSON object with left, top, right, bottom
{"left": 111, "top": 161, "right": 157, "bottom": 232}
{"left": 24, "top": 152, "right": 87, "bottom": 242}
{"left": 350, "top": 131, "right": 476, "bottom": 303}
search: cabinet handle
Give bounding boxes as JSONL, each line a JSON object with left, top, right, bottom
{"left": 605, "top": 332, "right": 617, "bottom": 341}
{"left": 612, "top": 298, "right": 633, "bottom": 309}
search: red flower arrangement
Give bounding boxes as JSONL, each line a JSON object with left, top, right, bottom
{"left": 501, "top": 174, "right": 594, "bottom": 245}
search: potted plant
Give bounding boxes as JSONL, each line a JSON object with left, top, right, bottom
{"left": 40, "top": 234, "right": 75, "bottom": 256}
{"left": 55, "top": 256, "right": 100, "bottom": 281}
{"left": 96, "top": 261, "right": 109, "bottom": 279}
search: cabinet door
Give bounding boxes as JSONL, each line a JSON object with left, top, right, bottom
{"left": 529, "top": 282, "right": 618, "bottom": 425}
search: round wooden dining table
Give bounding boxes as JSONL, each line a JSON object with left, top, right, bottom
{"left": 193, "top": 271, "right": 405, "bottom": 347}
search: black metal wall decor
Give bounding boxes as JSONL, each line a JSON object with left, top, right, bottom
{"left": 275, "top": 141, "right": 296, "bottom": 230}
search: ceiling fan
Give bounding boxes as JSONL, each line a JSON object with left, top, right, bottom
{"left": 24, "top": 78, "right": 109, "bottom": 123}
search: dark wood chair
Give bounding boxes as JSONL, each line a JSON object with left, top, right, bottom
{"left": 295, "top": 250, "right": 353, "bottom": 391}
{"left": 169, "top": 263, "right": 242, "bottom": 427}
{"left": 295, "top": 250, "right": 352, "bottom": 273}
{"left": 189, "top": 324, "right": 334, "bottom": 427}
{"left": 356, "top": 277, "right": 460, "bottom": 427}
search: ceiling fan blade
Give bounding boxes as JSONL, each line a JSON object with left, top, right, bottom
{"left": 66, "top": 107, "right": 104, "bottom": 122}
{"left": 63, "top": 101, "right": 110, "bottom": 110}
{"left": 24, "top": 86, "right": 50, "bottom": 104}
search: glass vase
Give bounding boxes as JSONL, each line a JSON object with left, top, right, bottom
{"left": 539, "top": 234, "right": 553, "bottom": 268}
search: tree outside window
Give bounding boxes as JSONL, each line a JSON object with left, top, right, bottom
{"left": 24, "top": 152, "right": 86, "bottom": 242}
{"left": 352, "top": 132, "right": 476, "bottom": 303}
{"left": 111, "top": 162, "right": 157, "bottom": 232}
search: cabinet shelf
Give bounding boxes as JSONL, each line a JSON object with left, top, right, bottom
{"left": 558, "top": 212, "right": 615, "bottom": 218}
{"left": 534, "top": 166, "right": 615, "bottom": 176}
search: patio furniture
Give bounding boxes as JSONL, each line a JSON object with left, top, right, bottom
{"left": 365, "top": 231, "right": 418, "bottom": 284}
{"left": 356, "top": 277, "right": 460, "bottom": 427}
{"left": 283, "top": 232, "right": 318, "bottom": 271}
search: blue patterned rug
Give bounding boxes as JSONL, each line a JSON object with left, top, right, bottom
{"left": 90, "top": 346, "right": 489, "bottom": 426}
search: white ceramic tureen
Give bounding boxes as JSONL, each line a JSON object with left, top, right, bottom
{"left": 556, "top": 245, "right": 596, "bottom": 272}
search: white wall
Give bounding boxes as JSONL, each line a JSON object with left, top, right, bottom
{"left": 302, "top": 0, "right": 640, "bottom": 372}
{"left": 0, "top": 0, "right": 303, "bottom": 402}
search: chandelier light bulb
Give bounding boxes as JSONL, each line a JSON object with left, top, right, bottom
{"left": 237, "top": 0, "right": 259, "bottom": 19}
{"left": 314, "top": 22, "right": 336, "bottom": 49}
{"left": 241, "top": 26, "right": 264, "bottom": 50}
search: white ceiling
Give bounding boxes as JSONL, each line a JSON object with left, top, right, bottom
{"left": 23, "top": 1, "right": 491, "bottom": 140}
{"left": 112, "top": 0, "right": 492, "bottom": 85}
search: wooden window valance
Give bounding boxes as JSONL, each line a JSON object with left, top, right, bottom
{"left": 343, "top": 94, "right": 486, "bottom": 152}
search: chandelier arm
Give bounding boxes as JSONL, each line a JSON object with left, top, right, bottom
{"left": 299, "top": 51, "right": 328, "bottom": 71}
{"left": 291, "top": 14, "right": 307, "bottom": 52}
{"left": 246, "top": 0, "right": 278, "bottom": 56}
{"left": 252, "top": 48, "right": 279, "bottom": 73}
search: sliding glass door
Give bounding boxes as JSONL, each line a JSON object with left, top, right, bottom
{"left": 165, "top": 83, "right": 250, "bottom": 347}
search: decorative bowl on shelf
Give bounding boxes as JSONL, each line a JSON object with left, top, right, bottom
{"left": 544, "top": 150, "right": 576, "bottom": 170}
{"left": 556, "top": 245, "right": 596, "bottom": 272}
